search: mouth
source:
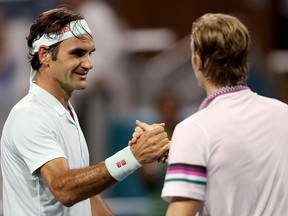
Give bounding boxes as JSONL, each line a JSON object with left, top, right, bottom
{"left": 73, "top": 70, "right": 88, "bottom": 79}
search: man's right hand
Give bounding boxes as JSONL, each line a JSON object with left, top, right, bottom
{"left": 130, "top": 120, "right": 170, "bottom": 164}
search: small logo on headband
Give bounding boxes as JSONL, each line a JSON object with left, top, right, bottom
{"left": 56, "top": 25, "right": 70, "bottom": 35}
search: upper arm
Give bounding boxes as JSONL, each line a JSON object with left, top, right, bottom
{"left": 38, "top": 157, "right": 73, "bottom": 205}
{"left": 161, "top": 122, "right": 208, "bottom": 203}
{"left": 166, "top": 197, "right": 201, "bottom": 216}
{"left": 39, "top": 157, "right": 70, "bottom": 188}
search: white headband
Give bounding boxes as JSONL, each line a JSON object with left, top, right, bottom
{"left": 32, "top": 19, "right": 92, "bottom": 54}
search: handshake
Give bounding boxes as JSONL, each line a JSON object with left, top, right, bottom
{"left": 128, "top": 120, "right": 170, "bottom": 164}
{"left": 105, "top": 120, "right": 170, "bottom": 182}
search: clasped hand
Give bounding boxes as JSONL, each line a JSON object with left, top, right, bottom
{"left": 128, "top": 120, "right": 170, "bottom": 164}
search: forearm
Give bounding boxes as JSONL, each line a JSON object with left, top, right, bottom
{"left": 63, "top": 162, "right": 116, "bottom": 204}
{"left": 90, "top": 195, "right": 113, "bottom": 216}
{"left": 41, "top": 161, "right": 117, "bottom": 206}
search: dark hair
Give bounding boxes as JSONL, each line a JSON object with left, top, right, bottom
{"left": 26, "top": 5, "right": 88, "bottom": 70}
{"left": 191, "top": 13, "right": 251, "bottom": 86}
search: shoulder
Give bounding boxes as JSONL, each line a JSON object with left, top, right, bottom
{"left": 256, "top": 94, "right": 288, "bottom": 113}
{"left": 4, "top": 94, "right": 59, "bottom": 136}
{"left": 173, "top": 112, "right": 208, "bottom": 139}
{"left": 176, "top": 110, "right": 207, "bottom": 128}
{"left": 259, "top": 94, "right": 287, "bottom": 106}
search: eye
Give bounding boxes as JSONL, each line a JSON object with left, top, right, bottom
{"left": 70, "top": 49, "right": 86, "bottom": 57}
{"left": 89, "top": 49, "right": 95, "bottom": 56}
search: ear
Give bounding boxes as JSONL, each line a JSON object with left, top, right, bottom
{"left": 38, "top": 45, "right": 51, "bottom": 67}
{"left": 194, "top": 54, "right": 203, "bottom": 71}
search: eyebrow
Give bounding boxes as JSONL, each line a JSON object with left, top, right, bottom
{"left": 69, "top": 47, "right": 96, "bottom": 54}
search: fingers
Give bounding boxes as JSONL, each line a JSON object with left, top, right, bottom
{"left": 135, "top": 120, "right": 153, "bottom": 131}
{"left": 154, "top": 135, "right": 170, "bottom": 163}
{"left": 152, "top": 122, "right": 165, "bottom": 127}
{"left": 129, "top": 121, "right": 165, "bottom": 146}
{"left": 134, "top": 126, "right": 142, "bottom": 132}
{"left": 128, "top": 126, "right": 144, "bottom": 145}
{"left": 136, "top": 120, "right": 165, "bottom": 131}
{"left": 128, "top": 138, "right": 137, "bottom": 146}
{"left": 131, "top": 129, "right": 170, "bottom": 164}
{"left": 156, "top": 139, "right": 170, "bottom": 163}
{"left": 133, "top": 127, "right": 143, "bottom": 139}
{"left": 156, "top": 137, "right": 170, "bottom": 158}
{"left": 158, "top": 150, "right": 169, "bottom": 163}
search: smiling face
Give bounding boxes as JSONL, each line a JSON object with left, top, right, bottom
{"left": 37, "top": 34, "right": 95, "bottom": 102}
{"left": 48, "top": 35, "right": 95, "bottom": 92}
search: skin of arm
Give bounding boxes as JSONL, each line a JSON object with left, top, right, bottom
{"left": 39, "top": 124, "right": 169, "bottom": 207}
{"left": 90, "top": 195, "right": 113, "bottom": 216}
{"left": 39, "top": 159, "right": 116, "bottom": 207}
{"left": 166, "top": 197, "right": 201, "bottom": 216}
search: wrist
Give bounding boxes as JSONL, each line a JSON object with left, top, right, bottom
{"left": 105, "top": 146, "right": 142, "bottom": 181}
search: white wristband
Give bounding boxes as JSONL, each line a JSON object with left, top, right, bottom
{"left": 105, "top": 146, "right": 142, "bottom": 181}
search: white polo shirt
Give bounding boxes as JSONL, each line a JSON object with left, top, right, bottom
{"left": 1, "top": 83, "right": 91, "bottom": 216}
{"left": 162, "top": 89, "right": 288, "bottom": 216}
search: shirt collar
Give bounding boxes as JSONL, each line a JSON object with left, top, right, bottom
{"left": 29, "top": 82, "right": 68, "bottom": 116}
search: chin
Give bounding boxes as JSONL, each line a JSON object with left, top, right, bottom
{"left": 75, "top": 81, "right": 88, "bottom": 90}
{"left": 78, "top": 86, "right": 87, "bottom": 90}
{"left": 74, "top": 84, "right": 87, "bottom": 90}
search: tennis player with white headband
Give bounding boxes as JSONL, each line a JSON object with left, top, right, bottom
{"left": 1, "top": 5, "right": 169, "bottom": 216}
{"left": 30, "top": 18, "right": 92, "bottom": 82}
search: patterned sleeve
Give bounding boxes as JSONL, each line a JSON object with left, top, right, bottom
{"left": 161, "top": 118, "right": 209, "bottom": 202}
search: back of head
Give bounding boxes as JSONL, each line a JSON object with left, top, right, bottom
{"left": 191, "top": 13, "right": 251, "bottom": 87}
{"left": 26, "top": 5, "right": 85, "bottom": 70}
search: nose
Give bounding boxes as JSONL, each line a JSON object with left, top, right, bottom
{"left": 82, "top": 55, "right": 93, "bottom": 70}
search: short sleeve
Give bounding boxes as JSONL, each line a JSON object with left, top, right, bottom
{"left": 11, "top": 109, "right": 67, "bottom": 175}
{"left": 161, "top": 120, "right": 209, "bottom": 201}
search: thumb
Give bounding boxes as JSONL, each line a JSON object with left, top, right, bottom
{"left": 135, "top": 120, "right": 153, "bottom": 131}
{"left": 154, "top": 122, "right": 165, "bottom": 127}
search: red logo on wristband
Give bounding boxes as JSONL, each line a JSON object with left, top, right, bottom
{"left": 116, "top": 160, "right": 127, "bottom": 168}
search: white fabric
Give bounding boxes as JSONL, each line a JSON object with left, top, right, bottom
{"left": 105, "top": 146, "right": 141, "bottom": 181}
{"left": 162, "top": 89, "right": 288, "bottom": 216}
{"left": 1, "top": 83, "right": 91, "bottom": 216}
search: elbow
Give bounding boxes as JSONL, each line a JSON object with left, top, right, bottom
{"left": 55, "top": 192, "right": 78, "bottom": 207}
{"left": 49, "top": 184, "right": 78, "bottom": 207}
{"left": 61, "top": 201, "right": 75, "bottom": 208}
{"left": 47, "top": 177, "right": 85, "bottom": 207}
{"left": 48, "top": 180, "right": 79, "bottom": 207}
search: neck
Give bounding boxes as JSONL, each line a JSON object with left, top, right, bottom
{"left": 202, "top": 80, "right": 223, "bottom": 96}
{"left": 205, "top": 83, "right": 244, "bottom": 96}
{"left": 205, "top": 84, "right": 219, "bottom": 96}
{"left": 199, "top": 83, "right": 249, "bottom": 110}
{"left": 35, "top": 73, "right": 72, "bottom": 109}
